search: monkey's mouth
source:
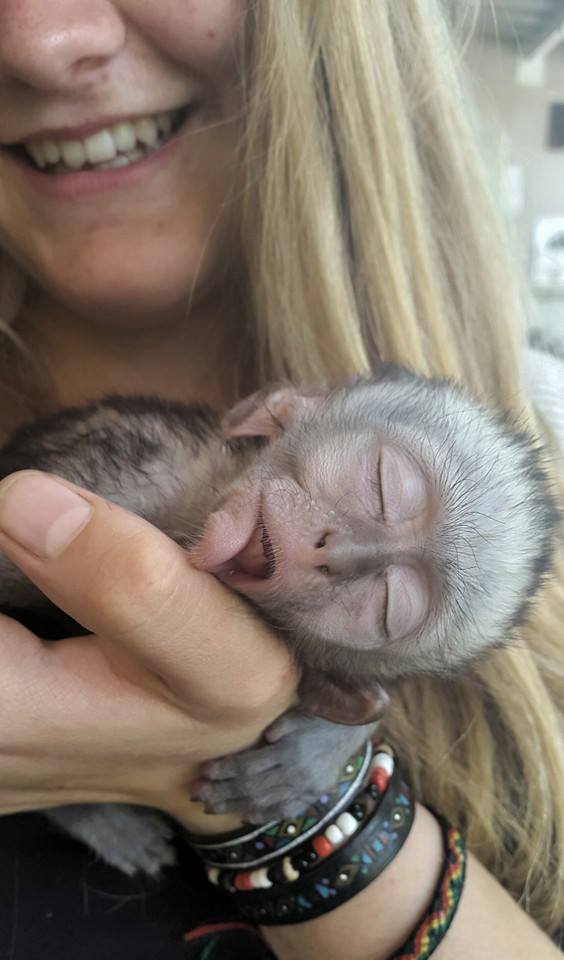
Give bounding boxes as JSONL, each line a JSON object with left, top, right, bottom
{"left": 227, "top": 513, "right": 276, "bottom": 580}
{"left": 190, "top": 494, "right": 278, "bottom": 594}
{"left": 204, "top": 516, "right": 277, "bottom": 594}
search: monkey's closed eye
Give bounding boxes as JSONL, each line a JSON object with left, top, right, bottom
{"left": 370, "top": 453, "right": 385, "bottom": 518}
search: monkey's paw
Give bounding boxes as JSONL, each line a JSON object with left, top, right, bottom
{"left": 190, "top": 711, "right": 377, "bottom": 823}
{"left": 47, "top": 803, "right": 177, "bottom": 877}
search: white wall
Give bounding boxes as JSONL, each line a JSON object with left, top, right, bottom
{"left": 463, "top": 40, "right": 564, "bottom": 334}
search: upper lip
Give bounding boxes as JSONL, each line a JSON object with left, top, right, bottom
{"left": 259, "top": 514, "right": 276, "bottom": 578}
{"left": 2, "top": 104, "right": 190, "bottom": 147}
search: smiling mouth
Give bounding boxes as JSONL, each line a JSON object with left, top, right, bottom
{"left": 6, "top": 104, "right": 197, "bottom": 175}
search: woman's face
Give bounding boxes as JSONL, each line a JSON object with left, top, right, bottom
{"left": 0, "top": 1, "right": 244, "bottom": 326}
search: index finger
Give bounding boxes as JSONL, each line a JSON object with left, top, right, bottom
{"left": 0, "top": 471, "right": 297, "bottom": 717}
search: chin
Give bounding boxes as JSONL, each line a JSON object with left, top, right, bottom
{"left": 45, "top": 242, "right": 224, "bottom": 329}
{"left": 67, "top": 284, "right": 195, "bottom": 329}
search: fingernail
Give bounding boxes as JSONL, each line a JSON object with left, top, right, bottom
{"left": 0, "top": 472, "right": 93, "bottom": 558}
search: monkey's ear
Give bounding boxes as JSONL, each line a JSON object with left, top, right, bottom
{"left": 222, "top": 384, "right": 323, "bottom": 439}
{"left": 298, "top": 672, "right": 390, "bottom": 726}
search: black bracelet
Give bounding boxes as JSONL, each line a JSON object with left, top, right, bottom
{"left": 189, "top": 741, "right": 415, "bottom": 925}
{"left": 187, "top": 741, "right": 374, "bottom": 870}
{"left": 199, "top": 744, "right": 399, "bottom": 888}
{"left": 231, "top": 763, "right": 414, "bottom": 925}
{"left": 187, "top": 735, "right": 466, "bottom": 941}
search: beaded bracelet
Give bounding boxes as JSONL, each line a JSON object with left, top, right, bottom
{"left": 194, "top": 742, "right": 414, "bottom": 925}
{"left": 183, "top": 811, "right": 466, "bottom": 959}
{"left": 389, "top": 812, "right": 467, "bottom": 960}
{"left": 232, "top": 763, "right": 413, "bottom": 924}
{"left": 188, "top": 738, "right": 466, "bottom": 940}
{"left": 188, "top": 740, "right": 374, "bottom": 871}
{"left": 199, "top": 743, "right": 393, "bottom": 887}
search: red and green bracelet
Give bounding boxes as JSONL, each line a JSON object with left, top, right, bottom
{"left": 389, "top": 813, "right": 467, "bottom": 959}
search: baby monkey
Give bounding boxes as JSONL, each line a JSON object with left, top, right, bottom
{"left": 0, "top": 364, "right": 558, "bottom": 876}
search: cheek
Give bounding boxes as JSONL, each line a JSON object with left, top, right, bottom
{"left": 0, "top": 164, "right": 37, "bottom": 265}
{"left": 0, "top": 2, "right": 245, "bottom": 316}
{"left": 123, "top": 0, "right": 244, "bottom": 76}
{"left": 305, "top": 579, "right": 388, "bottom": 649}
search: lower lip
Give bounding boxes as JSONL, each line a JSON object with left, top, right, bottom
{"left": 3, "top": 112, "right": 198, "bottom": 201}
{"left": 213, "top": 517, "right": 277, "bottom": 595}
{"left": 214, "top": 569, "right": 276, "bottom": 597}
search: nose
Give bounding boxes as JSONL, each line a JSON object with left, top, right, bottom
{"left": 0, "top": 0, "right": 125, "bottom": 91}
{"left": 312, "top": 533, "right": 390, "bottom": 579}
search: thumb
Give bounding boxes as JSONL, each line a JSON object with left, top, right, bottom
{"left": 0, "top": 471, "right": 295, "bottom": 712}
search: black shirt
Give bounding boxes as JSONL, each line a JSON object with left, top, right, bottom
{"left": 0, "top": 811, "right": 274, "bottom": 960}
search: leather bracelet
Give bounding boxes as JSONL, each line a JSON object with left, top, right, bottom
{"left": 187, "top": 740, "right": 415, "bottom": 925}
{"left": 185, "top": 736, "right": 465, "bottom": 943}
{"left": 199, "top": 743, "right": 397, "bottom": 895}
{"left": 233, "top": 763, "right": 414, "bottom": 924}
{"left": 187, "top": 741, "right": 373, "bottom": 870}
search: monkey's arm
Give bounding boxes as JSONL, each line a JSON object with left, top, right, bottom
{"left": 0, "top": 397, "right": 218, "bottom": 614}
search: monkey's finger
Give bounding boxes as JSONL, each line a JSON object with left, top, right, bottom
{"left": 199, "top": 748, "right": 284, "bottom": 782}
{"left": 191, "top": 711, "right": 377, "bottom": 817}
{"left": 264, "top": 709, "right": 315, "bottom": 742}
{"left": 0, "top": 471, "right": 295, "bottom": 719}
{"left": 190, "top": 771, "right": 314, "bottom": 821}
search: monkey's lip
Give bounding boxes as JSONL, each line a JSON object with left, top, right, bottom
{"left": 233, "top": 514, "right": 276, "bottom": 578}
{"left": 213, "top": 514, "right": 276, "bottom": 583}
{"left": 191, "top": 493, "right": 278, "bottom": 592}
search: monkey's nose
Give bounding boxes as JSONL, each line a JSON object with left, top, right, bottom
{"left": 310, "top": 533, "right": 388, "bottom": 579}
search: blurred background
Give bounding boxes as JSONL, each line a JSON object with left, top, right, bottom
{"left": 453, "top": 1, "right": 564, "bottom": 349}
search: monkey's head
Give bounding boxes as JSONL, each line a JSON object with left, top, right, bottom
{"left": 191, "top": 367, "right": 560, "bottom": 725}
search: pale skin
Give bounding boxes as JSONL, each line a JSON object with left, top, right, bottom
{"left": 0, "top": 2, "right": 560, "bottom": 957}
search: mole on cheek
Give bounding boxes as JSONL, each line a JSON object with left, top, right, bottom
{"left": 207, "top": 30, "right": 217, "bottom": 39}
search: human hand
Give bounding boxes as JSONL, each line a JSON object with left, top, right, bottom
{"left": 0, "top": 471, "right": 297, "bottom": 832}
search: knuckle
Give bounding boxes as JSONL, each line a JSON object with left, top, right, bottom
{"left": 212, "top": 759, "right": 236, "bottom": 779}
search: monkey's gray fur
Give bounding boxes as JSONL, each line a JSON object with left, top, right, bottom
{"left": 0, "top": 365, "right": 558, "bottom": 876}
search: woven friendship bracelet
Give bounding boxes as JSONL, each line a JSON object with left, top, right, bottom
{"left": 188, "top": 741, "right": 374, "bottom": 870}
{"left": 389, "top": 811, "right": 467, "bottom": 960}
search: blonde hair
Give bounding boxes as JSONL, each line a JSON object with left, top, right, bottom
{"left": 235, "top": 0, "right": 564, "bottom": 933}
{"left": 0, "top": 0, "right": 562, "bottom": 935}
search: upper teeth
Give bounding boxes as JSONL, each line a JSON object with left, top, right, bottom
{"left": 24, "top": 110, "right": 176, "bottom": 171}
